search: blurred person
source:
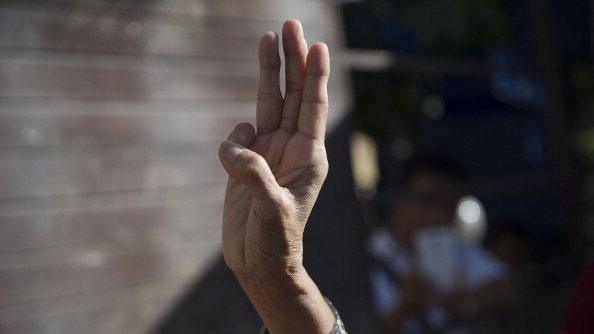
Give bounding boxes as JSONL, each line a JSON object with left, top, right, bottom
{"left": 217, "top": 20, "right": 346, "bottom": 333}
{"left": 368, "top": 156, "right": 515, "bottom": 333}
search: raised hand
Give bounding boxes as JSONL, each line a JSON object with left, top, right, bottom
{"left": 219, "top": 20, "right": 330, "bottom": 281}
{"left": 217, "top": 19, "right": 335, "bottom": 333}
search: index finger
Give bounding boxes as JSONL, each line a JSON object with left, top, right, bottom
{"left": 297, "top": 43, "right": 330, "bottom": 140}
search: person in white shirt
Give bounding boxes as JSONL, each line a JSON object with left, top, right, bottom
{"left": 368, "top": 156, "right": 515, "bottom": 333}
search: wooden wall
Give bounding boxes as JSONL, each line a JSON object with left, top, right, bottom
{"left": 0, "top": 1, "right": 349, "bottom": 333}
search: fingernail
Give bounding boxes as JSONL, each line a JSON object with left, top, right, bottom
{"left": 220, "top": 140, "right": 243, "bottom": 162}
{"left": 263, "top": 31, "right": 277, "bottom": 44}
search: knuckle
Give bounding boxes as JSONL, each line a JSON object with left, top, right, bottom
{"left": 310, "top": 159, "right": 329, "bottom": 183}
{"left": 276, "top": 195, "right": 294, "bottom": 217}
{"left": 265, "top": 192, "right": 295, "bottom": 222}
{"left": 260, "top": 57, "right": 281, "bottom": 70}
{"left": 238, "top": 155, "right": 260, "bottom": 176}
{"left": 284, "top": 80, "right": 303, "bottom": 94}
{"left": 257, "top": 90, "right": 281, "bottom": 102}
{"left": 301, "top": 94, "right": 328, "bottom": 105}
{"left": 238, "top": 154, "right": 270, "bottom": 184}
{"left": 312, "top": 149, "right": 329, "bottom": 181}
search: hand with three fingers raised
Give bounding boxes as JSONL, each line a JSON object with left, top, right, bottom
{"left": 218, "top": 19, "right": 336, "bottom": 334}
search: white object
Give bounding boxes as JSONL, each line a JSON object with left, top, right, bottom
{"left": 414, "top": 226, "right": 463, "bottom": 294}
{"left": 456, "top": 195, "right": 488, "bottom": 243}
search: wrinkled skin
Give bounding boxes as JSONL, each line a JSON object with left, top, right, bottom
{"left": 218, "top": 20, "right": 330, "bottom": 281}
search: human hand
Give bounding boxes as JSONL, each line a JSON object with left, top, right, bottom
{"left": 218, "top": 19, "right": 334, "bottom": 334}
{"left": 218, "top": 19, "right": 329, "bottom": 284}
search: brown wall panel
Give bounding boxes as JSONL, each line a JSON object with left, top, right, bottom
{"left": 37, "top": 0, "right": 339, "bottom": 26}
{"left": 0, "top": 59, "right": 346, "bottom": 101}
{"left": 0, "top": 109, "right": 251, "bottom": 147}
{"left": 0, "top": 60, "right": 258, "bottom": 100}
{"left": 0, "top": 97, "right": 349, "bottom": 148}
{"left": 0, "top": 155, "right": 226, "bottom": 200}
{"left": 0, "top": 231, "right": 219, "bottom": 304}
{"left": 0, "top": 276, "right": 188, "bottom": 322}
{"left": 0, "top": 278, "right": 189, "bottom": 334}
{"left": 0, "top": 7, "right": 341, "bottom": 59}
{"left": 0, "top": 199, "right": 223, "bottom": 252}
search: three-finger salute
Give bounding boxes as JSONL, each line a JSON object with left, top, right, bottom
{"left": 217, "top": 20, "right": 344, "bottom": 334}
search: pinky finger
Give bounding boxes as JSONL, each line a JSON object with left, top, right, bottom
{"left": 227, "top": 123, "right": 256, "bottom": 148}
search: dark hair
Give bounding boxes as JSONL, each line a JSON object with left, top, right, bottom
{"left": 375, "top": 153, "right": 467, "bottom": 224}
{"left": 395, "top": 153, "right": 467, "bottom": 188}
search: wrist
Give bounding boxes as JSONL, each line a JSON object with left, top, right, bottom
{"left": 233, "top": 249, "right": 305, "bottom": 283}
{"left": 237, "top": 265, "right": 335, "bottom": 334}
{"left": 235, "top": 264, "right": 316, "bottom": 317}
{"left": 232, "top": 228, "right": 306, "bottom": 282}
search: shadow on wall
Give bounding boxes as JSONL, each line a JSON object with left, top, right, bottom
{"left": 153, "top": 116, "right": 376, "bottom": 334}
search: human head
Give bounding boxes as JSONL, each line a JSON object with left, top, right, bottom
{"left": 388, "top": 154, "right": 466, "bottom": 247}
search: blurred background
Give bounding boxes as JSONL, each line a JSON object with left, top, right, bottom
{"left": 0, "top": 0, "right": 592, "bottom": 333}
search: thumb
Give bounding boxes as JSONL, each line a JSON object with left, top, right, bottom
{"left": 218, "top": 140, "right": 280, "bottom": 202}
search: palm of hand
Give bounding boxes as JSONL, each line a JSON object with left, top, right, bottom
{"left": 219, "top": 21, "right": 330, "bottom": 279}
